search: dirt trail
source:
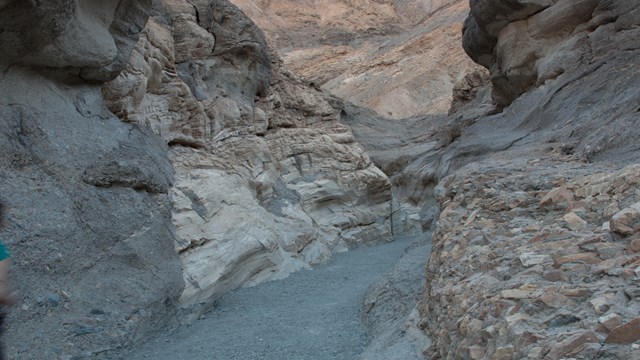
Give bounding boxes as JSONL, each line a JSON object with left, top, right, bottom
{"left": 121, "top": 236, "right": 427, "bottom": 360}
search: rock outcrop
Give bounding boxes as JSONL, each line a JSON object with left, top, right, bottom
{"left": 423, "top": 160, "right": 640, "bottom": 359}
{"left": 0, "top": 0, "right": 392, "bottom": 358}
{"left": 0, "top": 1, "right": 183, "bottom": 358}
{"left": 103, "top": 0, "right": 393, "bottom": 309}
{"left": 229, "top": 0, "right": 485, "bottom": 119}
{"left": 415, "top": 1, "right": 640, "bottom": 359}
{"left": 463, "top": 0, "right": 640, "bottom": 109}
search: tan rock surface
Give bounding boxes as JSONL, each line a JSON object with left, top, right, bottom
{"left": 229, "top": 0, "right": 485, "bottom": 118}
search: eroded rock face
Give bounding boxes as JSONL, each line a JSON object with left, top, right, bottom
{"left": 0, "top": 0, "right": 392, "bottom": 357}
{"left": 230, "top": 0, "right": 485, "bottom": 119}
{"left": 0, "top": 0, "right": 151, "bottom": 81}
{"left": 0, "top": 1, "right": 184, "bottom": 358}
{"left": 413, "top": 2, "right": 640, "bottom": 358}
{"left": 103, "top": 0, "right": 393, "bottom": 308}
{"left": 463, "top": 0, "right": 640, "bottom": 107}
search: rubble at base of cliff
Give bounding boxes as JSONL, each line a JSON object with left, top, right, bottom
{"left": 422, "top": 155, "right": 640, "bottom": 360}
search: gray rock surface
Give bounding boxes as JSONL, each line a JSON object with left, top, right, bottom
{"left": 0, "top": 3, "right": 184, "bottom": 357}
{"left": 412, "top": 1, "right": 640, "bottom": 359}
{"left": 0, "top": 0, "right": 394, "bottom": 358}
{"left": 3, "top": 0, "right": 638, "bottom": 359}
{"left": 121, "top": 236, "right": 421, "bottom": 360}
{"left": 358, "top": 234, "right": 433, "bottom": 360}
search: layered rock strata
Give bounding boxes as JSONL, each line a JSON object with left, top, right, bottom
{"left": 230, "top": 0, "right": 485, "bottom": 118}
{"left": 103, "top": 0, "right": 393, "bottom": 308}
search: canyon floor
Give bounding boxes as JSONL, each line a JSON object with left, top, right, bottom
{"left": 120, "top": 235, "right": 431, "bottom": 360}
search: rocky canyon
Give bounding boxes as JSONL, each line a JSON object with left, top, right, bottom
{"left": 0, "top": 0, "right": 638, "bottom": 359}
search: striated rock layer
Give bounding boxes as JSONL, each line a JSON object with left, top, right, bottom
{"left": 229, "top": 0, "right": 485, "bottom": 119}
{"left": 102, "top": 0, "right": 392, "bottom": 309}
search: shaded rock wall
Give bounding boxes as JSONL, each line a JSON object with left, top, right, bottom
{"left": 0, "top": 1, "right": 183, "bottom": 358}
{"left": 103, "top": 0, "right": 393, "bottom": 309}
{"left": 463, "top": 0, "right": 640, "bottom": 108}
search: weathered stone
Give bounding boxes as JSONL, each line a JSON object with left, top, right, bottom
{"left": 519, "top": 253, "right": 553, "bottom": 267}
{"left": 546, "top": 331, "right": 599, "bottom": 360}
{"left": 501, "top": 289, "right": 533, "bottom": 300}
{"left": 102, "top": 0, "right": 395, "bottom": 309}
{"left": 493, "top": 346, "right": 514, "bottom": 360}
{"left": 540, "top": 187, "right": 573, "bottom": 209}
{"left": 629, "top": 234, "right": 640, "bottom": 252}
{"left": 592, "top": 242, "right": 625, "bottom": 260}
{"left": 468, "top": 345, "right": 486, "bottom": 360}
{"left": 598, "top": 313, "right": 622, "bottom": 332}
{"left": 605, "top": 317, "right": 640, "bottom": 344}
{"left": 556, "top": 252, "right": 600, "bottom": 265}
{"left": 603, "top": 202, "right": 621, "bottom": 219}
{"left": 610, "top": 203, "right": 640, "bottom": 235}
{"left": 538, "top": 291, "right": 575, "bottom": 309}
{"left": 563, "top": 212, "right": 588, "bottom": 231}
{"left": 527, "top": 347, "right": 544, "bottom": 359}
{"left": 590, "top": 293, "right": 615, "bottom": 315}
{"left": 543, "top": 270, "right": 568, "bottom": 282}
{"left": 0, "top": 1, "right": 183, "bottom": 357}
{"left": 594, "top": 258, "right": 627, "bottom": 274}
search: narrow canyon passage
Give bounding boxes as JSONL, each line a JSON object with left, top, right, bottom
{"left": 123, "top": 235, "right": 430, "bottom": 360}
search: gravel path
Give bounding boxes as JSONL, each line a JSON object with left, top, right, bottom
{"left": 122, "top": 236, "right": 420, "bottom": 360}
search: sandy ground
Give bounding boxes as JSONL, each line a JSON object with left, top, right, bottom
{"left": 120, "top": 236, "right": 424, "bottom": 360}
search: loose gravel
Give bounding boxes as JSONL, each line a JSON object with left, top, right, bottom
{"left": 122, "top": 236, "right": 419, "bottom": 360}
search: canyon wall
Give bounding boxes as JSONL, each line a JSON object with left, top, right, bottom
{"left": 229, "top": 0, "right": 485, "bottom": 119}
{"left": 419, "top": 1, "right": 640, "bottom": 359}
{"left": 103, "top": 0, "right": 393, "bottom": 309}
{"left": 0, "top": 1, "right": 183, "bottom": 357}
{"left": 0, "top": 0, "right": 392, "bottom": 357}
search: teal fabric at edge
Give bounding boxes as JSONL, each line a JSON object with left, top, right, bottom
{"left": 0, "top": 242, "right": 9, "bottom": 261}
